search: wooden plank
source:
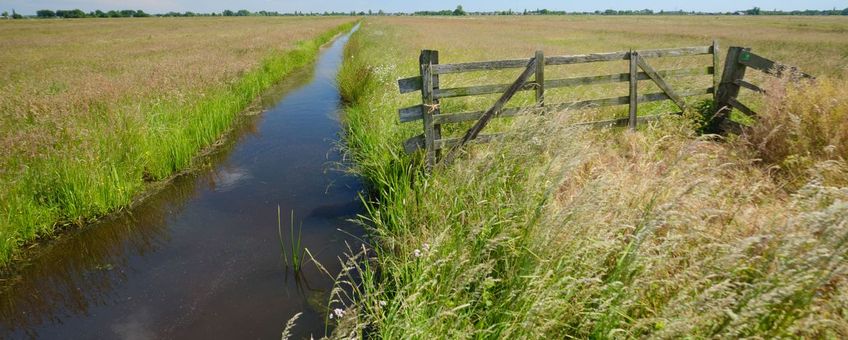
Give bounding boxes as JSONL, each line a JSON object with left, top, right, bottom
{"left": 628, "top": 50, "right": 638, "bottom": 130}
{"left": 433, "top": 107, "right": 525, "bottom": 124}
{"left": 431, "top": 58, "right": 531, "bottom": 75}
{"left": 433, "top": 67, "right": 712, "bottom": 99}
{"left": 442, "top": 57, "right": 539, "bottom": 164}
{"left": 535, "top": 50, "right": 545, "bottom": 106}
{"left": 398, "top": 76, "right": 422, "bottom": 94}
{"left": 420, "top": 50, "right": 438, "bottom": 168}
{"left": 434, "top": 114, "right": 666, "bottom": 150}
{"left": 738, "top": 51, "right": 813, "bottom": 80}
{"left": 434, "top": 133, "right": 503, "bottom": 149}
{"left": 547, "top": 67, "right": 711, "bottom": 89}
{"left": 728, "top": 97, "right": 757, "bottom": 116}
{"left": 634, "top": 46, "right": 712, "bottom": 59}
{"left": 403, "top": 134, "right": 426, "bottom": 153}
{"left": 734, "top": 79, "right": 765, "bottom": 94}
{"left": 544, "top": 51, "right": 627, "bottom": 66}
{"left": 712, "top": 40, "right": 720, "bottom": 102}
{"left": 711, "top": 46, "right": 749, "bottom": 133}
{"left": 636, "top": 56, "right": 687, "bottom": 111}
{"left": 430, "top": 51, "right": 443, "bottom": 161}
{"left": 434, "top": 82, "right": 536, "bottom": 99}
{"left": 432, "top": 46, "right": 712, "bottom": 74}
{"left": 432, "top": 87, "right": 713, "bottom": 125}
{"left": 546, "top": 46, "right": 711, "bottom": 66}
{"left": 547, "top": 87, "right": 710, "bottom": 112}
{"left": 398, "top": 105, "right": 423, "bottom": 123}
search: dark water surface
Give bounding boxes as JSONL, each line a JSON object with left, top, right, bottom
{"left": 1, "top": 27, "right": 362, "bottom": 339}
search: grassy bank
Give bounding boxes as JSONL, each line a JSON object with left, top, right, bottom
{"left": 334, "top": 17, "right": 848, "bottom": 337}
{"left": 0, "top": 18, "right": 356, "bottom": 266}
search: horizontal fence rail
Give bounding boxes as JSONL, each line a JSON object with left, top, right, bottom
{"left": 396, "top": 41, "right": 812, "bottom": 169}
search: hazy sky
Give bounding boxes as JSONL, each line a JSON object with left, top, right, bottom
{"left": 4, "top": 0, "right": 847, "bottom": 15}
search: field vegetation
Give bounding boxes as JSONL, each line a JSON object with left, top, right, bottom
{"left": 334, "top": 16, "right": 848, "bottom": 337}
{"left": 0, "top": 17, "right": 356, "bottom": 266}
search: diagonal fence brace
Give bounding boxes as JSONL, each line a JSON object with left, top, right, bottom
{"left": 441, "top": 56, "right": 540, "bottom": 166}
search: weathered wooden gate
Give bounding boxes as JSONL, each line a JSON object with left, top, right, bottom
{"left": 397, "top": 42, "right": 811, "bottom": 168}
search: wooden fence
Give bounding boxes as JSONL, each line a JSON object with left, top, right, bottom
{"left": 396, "top": 42, "right": 810, "bottom": 168}
{"left": 711, "top": 47, "right": 814, "bottom": 132}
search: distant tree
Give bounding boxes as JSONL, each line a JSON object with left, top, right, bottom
{"left": 223, "top": 9, "right": 234, "bottom": 16}
{"left": 236, "top": 9, "right": 250, "bottom": 16}
{"left": 1, "top": 11, "right": 7, "bottom": 18}
{"left": 11, "top": 9, "right": 22, "bottom": 19}
{"left": 56, "top": 9, "right": 86, "bottom": 18}
{"left": 746, "top": 7, "right": 761, "bottom": 15}
{"left": 368, "top": 9, "right": 372, "bottom": 15}
{"left": 842, "top": 7, "right": 848, "bottom": 15}
{"left": 184, "top": 11, "right": 196, "bottom": 17}
{"left": 453, "top": 5, "right": 466, "bottom": 16}
{"left": 135, "top": 10, "right": 150, "bottom": 17}
{"left": 378, "top": 9, "right": 385, "bottom": 15}
{"left": 36, "top": 9, "right": 56, "bottom": 18}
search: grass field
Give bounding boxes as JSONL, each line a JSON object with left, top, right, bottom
{"left": 334, "top": 16, "right": 848, "bottom": 337}
{"left": 0, "top": 17, "right": 356, "bottom": 266}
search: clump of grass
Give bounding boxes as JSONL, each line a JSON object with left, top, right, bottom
{"left": 738, "top": 77, "right": 848, "bottom": 187}
{"left": 277, "top": 206, "right": 306, "bottom": 273}
{"left": 334, "top": 18, "right": 848, "bottom": 338}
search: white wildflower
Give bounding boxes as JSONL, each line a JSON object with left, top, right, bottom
{"left": 413, "top": 249, "right": 422, "bottom": 257}
{"left": 330, "top": 308, "right": 345, "bottom": 319}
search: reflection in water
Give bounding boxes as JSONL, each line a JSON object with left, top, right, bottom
{"left": 0, "top": 118, "right": 255, "bottom": 336}
{"left": 0, "top": 26, "right": 362, "bottom": 339}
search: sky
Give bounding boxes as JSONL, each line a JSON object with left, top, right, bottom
{"left": 3, "top": 0, "right": 847, "bottom": 15}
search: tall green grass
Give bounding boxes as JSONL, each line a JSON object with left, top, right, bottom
{"left": 0, "top": 21, "right": 357, "bottom": 267}
{"left": 333, "top": 20, "right": 848, "bottom": 338}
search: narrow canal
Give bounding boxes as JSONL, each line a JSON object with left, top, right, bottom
{"left": 0, "top": 26, "right": 362, "bottom": 339}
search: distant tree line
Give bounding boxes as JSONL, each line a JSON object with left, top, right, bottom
{"left": 35, "top": 9, "right": 151, "bottom": 18}
{"left": 472, "top": 7, "right": 848, "bottom": 16}
{"left": 414, "top": 5, "right": 467, "bottom": 16}
{"left": 7, "top": 8, "right": 383, "bottom": 18}
{"left": 3, "top": 5, "right": 847, "bottom": 19}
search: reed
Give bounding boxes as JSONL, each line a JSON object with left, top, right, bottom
{"left": 277, "top": 207, "right": 306, "bottom": 272}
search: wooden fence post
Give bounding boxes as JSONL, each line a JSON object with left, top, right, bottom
{"left": 628, "top": 50, "right": 638, "bottom": 131}
{"left": 535, "top": 50, "right": 545, "bottom": 106}
{"left": 711, "top": 40, "right": 720, "bottom": 102}
{"left": 419, "top": 50, "right": 441, "bottom": 169}
{"left": 711, "top": 46, "right": 749, "bottom": 133}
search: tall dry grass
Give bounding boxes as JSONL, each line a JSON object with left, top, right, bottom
{"left": 333, "top": 17, "right": 848, "bottom": 338}
{"left": 738, "top": 77, "right": 848, "bottom": 187}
